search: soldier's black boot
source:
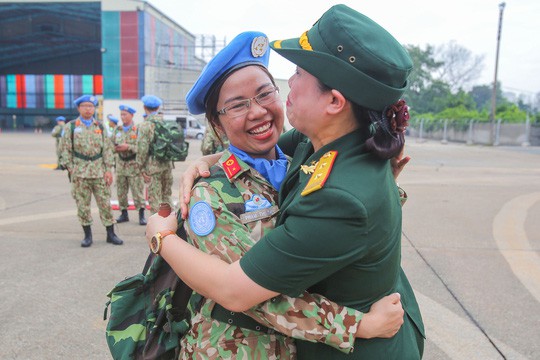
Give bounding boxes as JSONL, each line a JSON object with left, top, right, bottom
{"left": 138, "top": 208, "right": 147, "bottom": 226}
{"left": 81, "top": 225, "right": 93, "bottom": 248}
{"left": 106, "top": 225, "right": 124, "bottom": 245}
{"left": 116, "top": 209, "right": 129, "bottom": 223}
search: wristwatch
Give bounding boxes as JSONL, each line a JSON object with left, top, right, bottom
{"left": 150, "top": 230, "right": 175, "bottom": 254}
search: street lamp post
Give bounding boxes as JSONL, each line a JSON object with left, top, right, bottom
{"left": 490, "top": 2, "right": 506, "bottom": 145}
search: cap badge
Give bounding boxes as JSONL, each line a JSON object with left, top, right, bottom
{"left": 251, "top": 36, "right": 269, "bottom": 57}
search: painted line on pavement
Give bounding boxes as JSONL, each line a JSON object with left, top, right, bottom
{"left": 493, "top": 192, "right": 540, "bottom": 303}
{"left": 415, "top": 291, "right": 527, "bottom": 359}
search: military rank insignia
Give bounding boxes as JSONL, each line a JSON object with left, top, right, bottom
{"left": 222, "top": 154, "right": 242, "bottom": 179}
{"left": 301, "top": 151, "right": 338, "bottom": 196}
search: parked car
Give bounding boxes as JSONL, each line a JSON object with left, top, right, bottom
{"left": 163, "top": 115, "right": 206, "bottom": 139}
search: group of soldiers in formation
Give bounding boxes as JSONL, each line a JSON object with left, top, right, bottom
{"left": 50, "top": 94, "right": 177, "bottom": 247}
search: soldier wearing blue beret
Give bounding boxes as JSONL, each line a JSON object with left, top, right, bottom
{"left": 136, "top": 94, "right": 173, "bottom": 214}
{"left": 114, "top": 104, "right": 146, "bottom": 225}
{"left": 59, "top": 95, "right": 123, "bottom": 247}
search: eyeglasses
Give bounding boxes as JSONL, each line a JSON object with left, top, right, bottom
{"left": 79, "top": 104, "right": 96, "bottom": 108}
{"left": 217, "top": 86, "right": 280, "bottom": 118}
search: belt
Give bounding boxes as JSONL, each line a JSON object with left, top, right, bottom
{"left": 74, "top": 151, "right": 102, "bottom": 161}
{"left": 119, "top": 154, "right": 136, "bottom": 161}
{"left": 211, "top": 304, "right": 278, "bottom": 335}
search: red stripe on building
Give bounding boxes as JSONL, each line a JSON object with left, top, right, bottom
{"left": 94, "top": 75, "right": 103, "bottom": 95}
{"left": 16, "top": 75, "right": 26, "bottom": 108}
{"left": 54, "top": 75, "right": 64, "bottom": 108}
{"left": 120, "top": 12, "right": 139, "bottom": 99}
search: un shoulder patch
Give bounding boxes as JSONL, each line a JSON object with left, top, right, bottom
{"left": 188, "top": 201, "right": 216, "bottom": 236}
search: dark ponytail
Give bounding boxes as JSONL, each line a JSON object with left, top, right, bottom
{"left": 363, "top": 99, "right": 409, "bottom": 159}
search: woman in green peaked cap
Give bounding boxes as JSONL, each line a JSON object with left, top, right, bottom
{"left": 148, "top": 4, "right": 423, "bottom": 359}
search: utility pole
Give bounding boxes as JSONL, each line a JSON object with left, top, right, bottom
{"left": 490, "top": 2, "right": 506, "bottom": 145}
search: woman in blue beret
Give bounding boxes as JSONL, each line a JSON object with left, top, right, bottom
{"left": 147, "top": 5, "right": 423, "bottom": 359}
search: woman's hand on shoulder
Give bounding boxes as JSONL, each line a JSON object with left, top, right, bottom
{"left": 179, "top": 153, "right": 222, "bottom": 219}
{"left": 391, "top": 149, "right": 410, "bottom": 181}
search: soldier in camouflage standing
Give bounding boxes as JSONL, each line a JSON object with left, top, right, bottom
{"left": 136, "top": 95, "right": 173, "bottom": 214}
{"left": 200, "top": 124, "right": 229, "bottom": 155}
{"left": 114, "top": 105, "right": 146, "bottom": 225}
{"left": 51, "top": 116, "right": 66, "bottom": 170}
{"left": 59, "top": 95, "right": 124, "bottom": 247}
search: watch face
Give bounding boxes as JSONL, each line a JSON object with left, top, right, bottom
{"left": 150, "top": 235, "right": 159, "bottom": 253}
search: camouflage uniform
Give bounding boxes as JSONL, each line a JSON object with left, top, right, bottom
{"left": 180, "top": 150, "right": 363, "bottom": 359}
{"left": 201, "top": 126, "right": 230, "bottom": 155}
{"left": 136, "top": 113, "right": 173, "bottom": 214}
{"left": 113, "top": 124, "right": 145, "bottom": 210}
{"left": 51, "top": 123, "right": 63, "bottom": 165}
{"left": 59, "top": 118, "right": 115, "bottom": 226}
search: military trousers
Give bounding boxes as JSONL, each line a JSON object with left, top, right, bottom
{"left": 71, "top": 176, "right": 114, "bottom": 227}
{"left": 147, "top": 169, "right": 173, "bottom": 214}
{"left": 55, "top": 141, "right": 61, "bottom": 165}
{"left": 116, "top": 174, "right": 145, "bottom": 210}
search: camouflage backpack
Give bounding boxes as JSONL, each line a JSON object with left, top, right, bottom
{"left": 151, "top": 120, "right": 189, "bottom": 162}
{"left": 104, "top": 224, "right": 201, "bottom": 360}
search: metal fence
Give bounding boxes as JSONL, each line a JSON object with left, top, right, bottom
{"left": 407, "top": 118, "right": 540, "bottom": 146}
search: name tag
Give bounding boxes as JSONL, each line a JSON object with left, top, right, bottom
{"left": 240, "top": 205, "right": 279, "bottom": 224}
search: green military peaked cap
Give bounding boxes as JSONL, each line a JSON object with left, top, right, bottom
{"left": 271, "top": 4, "right": 412, "bottom": 111}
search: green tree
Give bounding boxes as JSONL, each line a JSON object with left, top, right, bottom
{"left": 403, "top": 44, "right": 442, "bottom": 112}
{"left": 433, "top": 41, "right": 484, "bottom": 93}
{"left": 469, "top": 85, "right": 492, "bottom": 111}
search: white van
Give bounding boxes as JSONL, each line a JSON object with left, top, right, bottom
{"left": 163, "top": 115, "right": 206, "bottom": 139}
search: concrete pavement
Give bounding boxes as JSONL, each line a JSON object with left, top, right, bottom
{"left": 0, "top": 132, "right": 538, "bottom": 359}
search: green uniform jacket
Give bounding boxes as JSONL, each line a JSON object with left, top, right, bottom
{"left": 240, "top": 129, "right": 425, "bottom": 359}
{"left": 59, "top": 118, "right": 114, "bottom": 178}
{"left": 113, "top": 124, "right": 140, "bottom": 177}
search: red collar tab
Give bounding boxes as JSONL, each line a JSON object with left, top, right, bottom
{"left": 222, "top": 154, "right": 242, "bottom": 179}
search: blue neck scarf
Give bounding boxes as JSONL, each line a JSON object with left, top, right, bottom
{"left": 123, "top": 124, "right": 133, "bottom": 132}
{"left": 80, "top": 117, "right": 93, "bottom": 127}
{"left": 229, "top": 144, "right": 288, "bottom": 190}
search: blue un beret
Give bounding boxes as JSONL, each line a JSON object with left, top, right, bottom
{"left": 107, "top": 114, "right": 119, "bottom": 124}
{"left": 56, "top": 116, "right": 66, "bottom": 122}
{"left": 141, "top": 95, "right": 162, "bottom": 108}
{"left": 74, "top": 95, "right": 98, "bottom": 107}
{"left": 119, "top": 104, "right": 136, "bottom": 114}
{"left": 186, "top": 31, "right": 270, "bottom": 115}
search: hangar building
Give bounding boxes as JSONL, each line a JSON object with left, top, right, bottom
{"left": 0, "top": 0, "right": 207, "bottom": 129}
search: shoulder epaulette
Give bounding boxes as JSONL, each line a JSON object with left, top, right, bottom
{"left": 301, "top": 150, "right": 338, "bottom": 196}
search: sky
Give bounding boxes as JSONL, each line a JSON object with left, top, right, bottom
{"left": 148, "top": 0, "right": 540, "bottom": 99}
